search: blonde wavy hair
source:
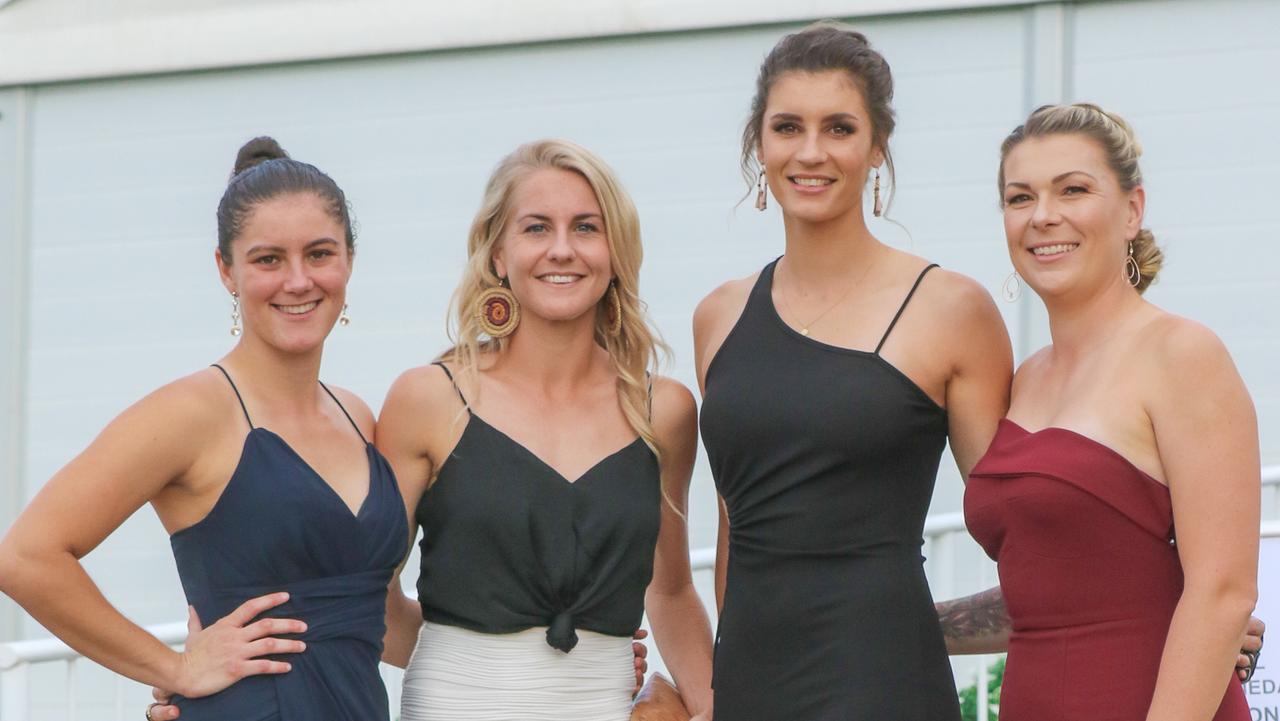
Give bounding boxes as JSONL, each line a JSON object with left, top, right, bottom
{"left": 998, "top": 103, "right": 1163, "bottom": 293}
{"left": 443, "top": 139, "right": 674, "bottom": 496}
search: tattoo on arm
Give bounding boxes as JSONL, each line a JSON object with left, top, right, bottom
{"left": 936, "top": 587, "right": 1011, "bottom": 641}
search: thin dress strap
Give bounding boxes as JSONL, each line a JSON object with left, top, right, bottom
{"left": 432, "top": 361, "right": 472, "bottom": 415}
{"left": 318, "top": 382, "right": 369, "bottom": 445}
{"left": 874, "top": 264, "right": 939, "bottom": 355}
{"left": 210, "top": 364, "right": 254, "bottom": 429}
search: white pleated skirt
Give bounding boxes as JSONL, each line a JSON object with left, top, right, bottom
{"left": 401, "top": 621, "right": 635, "bottom": 721}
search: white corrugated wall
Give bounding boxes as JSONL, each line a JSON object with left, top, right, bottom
{"left": 1, "top": 0, "right": 1277, "bottom": 716}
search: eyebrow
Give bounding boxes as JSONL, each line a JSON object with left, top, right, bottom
{"left": 245, "top": 237, "right": 340, "bottom": 255}
{"left": 518, "top": 213, "right": 603, "bottom": 223}
{"left": 1003, "top": 170, "right": 1099, "bottom": 191}
{"left": 769, "top": 112, "right": 860, "bottom": 124}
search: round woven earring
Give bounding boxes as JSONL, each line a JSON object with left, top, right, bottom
{"left": 229, "top": 292, "right": 242, "bottom": 336}
{"left": 1001, "top": 271, "right": 1022, "bottom": 303}
{"left": 1125, "top": 242, "right": 1141, "bottom": 287}
{"left": 477, "top": 280, "right": 520, "bottom": 338}
{"left": 755, "top": 167, "right": 768, "bottom": 211}
{"left": 606, "top": 281, "right": 623, "bottom": 336}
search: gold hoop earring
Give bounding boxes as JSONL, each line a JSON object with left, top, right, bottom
{"left": 477, "top": 279, "right": 520, "bottom": 338}
{"left": 338, "top": 303, "right": 350, "bottom": 327}
{"left": 873, "top": 168, "right": 883, "bottom": 218}
{"left": 755, "top": 167, "right": 768, "bottom": 211}
{"left": 1125, "top": 242, "right": 1141, "bottom": 287}
{"left": 1001, "top": 271, "right": 1022, "bottom": 303}
{"left": 229, "top": 292, "right": 242, "bottom": 336}
{"left": 606, "top": 281, "right": 623, "bottom": 336}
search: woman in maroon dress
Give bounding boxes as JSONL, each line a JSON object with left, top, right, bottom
{"left": 962, "top": 103, "right": 1258, "bottom": 720}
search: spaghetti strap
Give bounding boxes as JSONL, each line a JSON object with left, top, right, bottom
{"left": 318, "top": 382, "right": 369, "bottom": 445}
{"left": 210, "top": 364, "right": 254, "bottom": 429}
{"left": 432, "top": 361, "right": 472, "bottom": 414}
{"left": 875, "top": 264, "right": 939, "bottom": 355}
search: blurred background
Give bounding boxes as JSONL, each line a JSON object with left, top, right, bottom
{"left": 1, "top": 0, "right": 1277, "bottom": 718}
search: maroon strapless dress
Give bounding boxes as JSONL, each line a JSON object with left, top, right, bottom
{"left": 964, "top": 419, "right": 1249, "bottom": 721}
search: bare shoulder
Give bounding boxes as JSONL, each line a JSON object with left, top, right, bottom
{"left": 382, "top": 362, "right": 466, "bottom": 423}
{"left": 1011, "top": 345, "right": 1052, "bottom": 394}
{"left": 137, "top": 368, "right": 240, "bottom": 436}
{"left": 319, "top": 383, "right": 375, "bottom": 438}
{"left": 693, "top": 273, "right": 759, "bottom": 340}
{"left": 1139, "top": 312, "right": 1237, "bottom": 379}
{"left": 650, "top": 375, "right": 697, "bottom": 428}
{"left": 916, "top": 268, "right": 1001, "bottom": 325}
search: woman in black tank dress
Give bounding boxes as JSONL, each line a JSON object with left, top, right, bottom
{"left": 0, "top": 138, "right": 407, "bottom": 721}
{"left": 693, "top": 24, "right": 1015, "bottom": 719}
{"left": 377, "top": 140, "right": 714, "bottom": 720}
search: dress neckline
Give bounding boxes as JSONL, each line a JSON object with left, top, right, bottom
{"left": 998, "top": 418, "right": 1167, "bottom": 489}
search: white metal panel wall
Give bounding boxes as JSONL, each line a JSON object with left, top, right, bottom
{"left": 8, "top": 0, "right": 1278, "bottom": 710}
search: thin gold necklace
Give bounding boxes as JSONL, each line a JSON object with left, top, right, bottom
{"left": 776, "top": 255, "right": 878, "bottom": 336}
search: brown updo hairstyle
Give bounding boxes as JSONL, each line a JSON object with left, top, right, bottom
{"left": 216, "top": 136, "right": 356, "bottom": 262}
{"left": 998, "top": 104, "right": 1163, "bottom": 293}
{"left": 741, "top": 20, "right": 897, "bottom": 212}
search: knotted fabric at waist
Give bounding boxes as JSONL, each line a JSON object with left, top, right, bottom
{"left": 198, "top": 568, "right": 392, "bottom": 649}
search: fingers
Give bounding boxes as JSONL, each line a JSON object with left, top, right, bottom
{"left": 244, "top": 637, "right": 307, "bottom": 658}
{"left": 147, "top": 702, "right": 181, "bottom": 721}
{"left": 242, "top": 617, "right": 307, "bottom": 640}
{"left": 1238, "top": 653, "right": 1252, "bottom": 671}
{"left": 632, "top": 641, "right": 649, "bottom": 660}
{"left": 225, "top": 592, "right": 291, "bottom": 627}
{"left": 632, "top": 628, "right": 649, "bottom": 641}
{"left": 1246, "top": 615, "right": 1266, "bottom": 638}
{"left": 237, "top": 659, "right": 293, "bottom": 677}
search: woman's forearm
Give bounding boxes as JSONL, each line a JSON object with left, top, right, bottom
{"left": 1145, "top": 588, "right": 1255, "bottom": 721}
{"left": 0, "top": 547, "right": 183, "bottom": 688}
{"left": 935, "top": 586, "right": 1012, "bottom": 655}
{"left": 646, "top": 585, "right": 715, "bottom": 717}
{"left": 380, "top": 588, "right": 423, "bottom": 668}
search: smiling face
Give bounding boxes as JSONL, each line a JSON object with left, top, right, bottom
{"left": 758, "top": 69, "right": 884, "bottom": 226}
{"left": 491, "top": 167, "right": 612, "bottom": 328}
{"left": 217, "top": 192, "right": 352, "bottom": 354}
{"left": 1001, "top": 133, "right": 1145, "bottom": 301}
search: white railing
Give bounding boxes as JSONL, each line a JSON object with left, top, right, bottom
{"left": 3, "top": 466, "right": 1277, "bottom": 720}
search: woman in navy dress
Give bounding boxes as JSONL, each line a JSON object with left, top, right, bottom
{"left": 0, "top": 137, "right": 406, "bottom": 721}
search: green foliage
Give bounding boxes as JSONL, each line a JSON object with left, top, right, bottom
{"left": 958, "top": 656, "right": 1004, "bottom": 721}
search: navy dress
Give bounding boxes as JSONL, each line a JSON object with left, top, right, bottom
{"left": 167, "top": 365, "right": 407, "bottom": 721}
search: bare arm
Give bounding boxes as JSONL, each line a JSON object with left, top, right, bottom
{"left": 375, "top": 366, "right": 455, "bottom": 668}
{"left": 935, "top": 588, "right": 1011, "bottom": 655}
{"left": 1144, "top": 321, "right": 1259, "bottom": 721}
{"left": 644, "top": 378, "right": 714, "bottom": 719}
{"left": 0, "top": 375, "right": 302, "bottom": 697}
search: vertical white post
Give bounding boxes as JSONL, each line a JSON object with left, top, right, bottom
{"left": 67, "top": 658, "right": 78, "bottom": 720}
{"left": 2, "top": 665, "right": 30, "bottom": 721}
{"left": 977, "top": 656, "right": 989, "bottom": 721}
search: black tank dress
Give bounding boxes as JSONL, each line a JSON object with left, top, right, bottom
{"left": 700, "top": 259, "right": 960, "bottom": 720}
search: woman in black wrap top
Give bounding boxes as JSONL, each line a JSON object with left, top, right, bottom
{"left": 378, "top": 139, "right": 714, "bottom": 721}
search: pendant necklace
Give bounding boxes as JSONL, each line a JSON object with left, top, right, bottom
{"left": 776, "top": 255, "right": 878, "bottom": 337}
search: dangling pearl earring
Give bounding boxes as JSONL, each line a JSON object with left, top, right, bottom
{"left": 338, "top": 303, "right": 351, "bottom": 326}
{"left": 755, "top": 167, "right": 768, "bottom": 211}
{"left": 229, "top": 292, "right": 242, "bottom": 336}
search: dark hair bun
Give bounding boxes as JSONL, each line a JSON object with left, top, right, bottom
{"left": 232, "top": 136, "right": 289, "bottom": 179}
